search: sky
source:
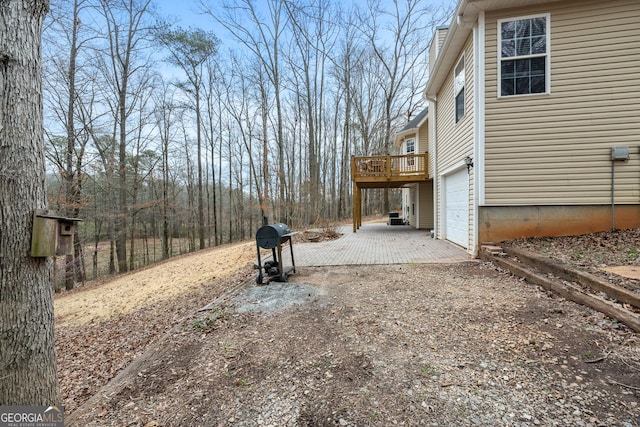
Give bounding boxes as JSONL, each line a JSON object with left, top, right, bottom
{"left": 152, "top": 0, "right": 456, "bottom": 85}
{"left": 155, "top": 0, "right": 456, "bottom": 46}
{"left": 156, "top": 0, "right": 217, "bottom": 31}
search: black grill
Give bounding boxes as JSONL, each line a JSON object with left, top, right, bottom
{"left": 255, "top": 222, "right": 296, "bottom": 284}
{"left": 256, "top": 223, "right": 292, "bottom": 249}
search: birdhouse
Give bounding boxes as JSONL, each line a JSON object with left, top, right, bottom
{"left": 31, "top": 210, "right": 82, "bottom": 257}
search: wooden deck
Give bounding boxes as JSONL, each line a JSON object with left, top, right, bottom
{"left": 351, "top": 153, "right": 429, "bottom": 232}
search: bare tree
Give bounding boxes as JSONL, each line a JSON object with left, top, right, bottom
{"left": 329, "top": 8, "right": 361, "bottom": 219}
{"left": 0, "top": 0, "right": 60, "bottom": 405}
{"left": 221, "top": 54, "right": 266, "bottom": 224}
{"left": 127, "top": 75, "right": 159, "bottom": 269}
{"left": 157, "top": 26, "right": 219, "bottom": 250}
{"left": 43, "top": 0, "right": 96, "bottom": 289}
{"left": 98, "top": 0, "right": 155, "bottom": 272}
{"left": 154, "top": 80, "right": 179, "bottom": 259}
{"left": 284, "top": 0, "right": 338, "bottom": 223}
{"left": 358, "top": 0, "right": 433, "bottom": 212}
{"left": 200, "top": 0, "right": 289, "bottom": 223}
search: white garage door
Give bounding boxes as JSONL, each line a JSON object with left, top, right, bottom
{"left": 444, "top": 169, "right": 469, "bottom": 248}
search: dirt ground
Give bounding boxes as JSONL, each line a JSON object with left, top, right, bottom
{"left": 55, "top": 229, "right": 640, "bottom": 426}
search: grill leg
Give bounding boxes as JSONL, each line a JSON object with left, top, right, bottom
{"left": 256, "top": 245, "right": 263, "bottom": 284}
{"left": 289, "top": 239, "right": 296, "bottom": 273}
{"left": 277, "top": 244, "right": 285, "bottom": 281}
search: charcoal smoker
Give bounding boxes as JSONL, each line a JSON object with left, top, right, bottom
{"left": 255, "top": 222, "right": 296, "bottom": 284}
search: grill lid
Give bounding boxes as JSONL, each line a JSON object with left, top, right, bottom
{"left": 256, "top": 223, "right": 292, "bottom": 248}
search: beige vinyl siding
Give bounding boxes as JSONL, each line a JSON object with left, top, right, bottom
{"left": 435, "top": 34, "right": 474, "bottom": 242}
{"left": 418, "top": 120, "right": 428, "bottom": 154}
{"left": 418, "top": 183, "right": 434, "bottom": 229}
{"left": 438, "top": 28, "right": 449, "bottom": 50}
{"left": 428, "top": 107, "right": 436, "bottom": 179}
{"left": 429, "top": 36, "right": 438, "bottom": 73}
{"left": 409, "top": 187, "right": 417, "bottom": 226}
{"left": 484, "top": 0, "right": 640, "bottom": 205}
{"left": 429, "top": 27, "right": 449, "bottom": 73}
{"left": 436, "top": 35, "right": 474, "bottom": 174}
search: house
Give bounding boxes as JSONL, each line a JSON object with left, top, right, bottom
{"left": 424, "top": 0, "right": 640, "bottom": 255}
{"left": 394, "top": 107, "right": 434, "bottom": 230}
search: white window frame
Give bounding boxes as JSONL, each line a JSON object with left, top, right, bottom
{"left": 497, "top": 13, "right": 551, "bottom": 98}
{"left": 454, "top": 55, "right": 465, "bottom": 123}
{"left": 405, "top": 138, "right": 415, "bottom": 155}
{"left": 405, "top": 138, "right": 415, "bottom": 167}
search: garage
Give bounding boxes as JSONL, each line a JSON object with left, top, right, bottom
{"left": 443, "top": 168, "right": 469, "bottom": 248}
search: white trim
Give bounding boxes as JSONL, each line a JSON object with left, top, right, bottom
{"left": 430, "top": 101, "right": 438, "bottom": 239}
{"left": 477, "top": 11, "right": 485, "bottom": 207}
{"left": 441, "top": 166, "right": 470, "bottom": 248}
{"left": 439, "top": 162, "right": 469, "bottom": 247}
{"left": 454, "top": 54, "right": 466, "bottom": 124}
{"left": 416, "top": 184, "right": 420, "bottom": 229}
{"left": 405, "top": 137, "right": 415, "bottom": 155}
{"left": 497, "top": 13, "right": 551, "bottom": 98}
{"left": 471, "top": 25, "right": 478, "bottom": 254}
{"left": 440, "top": 161, "right": 468, "bottom": 178}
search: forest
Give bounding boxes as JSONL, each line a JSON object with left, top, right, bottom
{"left": 42, "top": 0, "right": 451, "bottom": 289}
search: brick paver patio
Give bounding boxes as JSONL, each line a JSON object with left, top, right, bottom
{"left": 291, "top": 222, "right": 470, "bottom": 267}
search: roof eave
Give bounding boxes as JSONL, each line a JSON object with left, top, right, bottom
{"left": 424, "top": 0, "right": 554, "bottom": 100}
{"left": 416, "top": 111, "right": 429, "bottom": 128}
{"left": 425, "top": 1, "right": 476, "bottom": 100}
{"left": 394, "top": 129, "right": 417, "bottom": 146}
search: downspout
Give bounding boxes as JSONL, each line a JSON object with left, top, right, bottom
{"left": 426, "top": 94, "right": 437, "bottom": 239}
{"left": 471, "top": 11, "right": 485, "bottom": 257}
{"left": 611, "top": 159, "right": 616, "bottom": 231}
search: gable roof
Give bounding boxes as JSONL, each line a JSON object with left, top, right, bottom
{"left": 424, "top": 0, "right": 553, "bottom": 100}
{"left": 400, "top": 107, "right": 429, "bottom": 133}
{"left": 395, "top": 107, "right": 428, "bottom": 145}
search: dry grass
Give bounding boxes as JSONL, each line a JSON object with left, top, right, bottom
{"left": 54, "top": 241, "right": 258, "bottom": 326}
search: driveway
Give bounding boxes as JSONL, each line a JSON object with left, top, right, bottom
{"left": 293, "top": 222, "right": 470, "bottom": 266}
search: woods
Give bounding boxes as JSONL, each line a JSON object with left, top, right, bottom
{"left": 42, "top": 0, "right": 449, "bottom": 287}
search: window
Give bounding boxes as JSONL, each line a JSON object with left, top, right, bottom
{"left": 454, "top": 56, "right": 465, "bottom": 122}
{"left": 405, "top": 138, "right": 415, "bottom": 167}
{"left": 405, "top": 138, "right": 415, "bottom": 155}
{"left": 499, "top": 15, "right": 549, "bottom": 96}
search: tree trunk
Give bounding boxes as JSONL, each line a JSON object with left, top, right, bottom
{"left": 228, "top": 125, "right": 233, "bottom": 243}
{"left": 117, "top": 80, "right": 128, "bottom": 273}
{"left": 195, "top": 88, "right": 205, "bottom": 250}
{"left": 0, "top": 0, "right": 60, "bottom": 405}
{"left": 209, "top": 111, "right": 218, "bottom": 246}
{"left": 162, "top": 154, "right": 170, "bottom": 259}
{"left": 63, "top": 0, "right": 80, "bottom": 290}
{"left": 259, "top": 75, "right": 270, "bottom": 222}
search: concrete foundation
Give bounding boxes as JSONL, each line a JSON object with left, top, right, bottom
{"left": 478, "top": 204, "right": 640, "bottom": 245}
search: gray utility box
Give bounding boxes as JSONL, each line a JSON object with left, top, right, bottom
{"left": 31, "top": 209, "right": 82, "bottom": 257}
{"left": 611, "top": 146, "right": 630, "bottom": 161}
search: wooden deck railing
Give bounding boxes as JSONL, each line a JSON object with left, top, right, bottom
{"left": 351, "top": 153, "right": 428, "bottom": 182}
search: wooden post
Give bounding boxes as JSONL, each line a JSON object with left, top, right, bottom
{"left": 357, "top": 186, "right": 362, "bottom": 229}
{"left": 424, "top": 152, "right": 429, "bottom": 177}
{"left": 386, "top": 155, "right": 391, "bottom": 178}
{"left": 353, "top": 181, "right": 357, "bottom": 233}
